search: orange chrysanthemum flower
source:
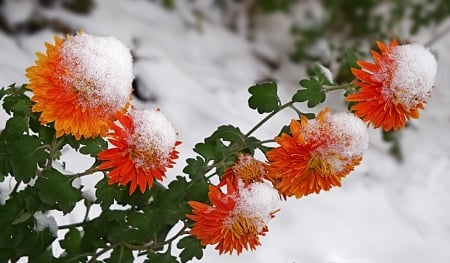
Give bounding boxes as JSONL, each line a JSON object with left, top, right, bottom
{"left": 219, "top": 153, "right": 267, "bottom": 188}
{"left": 26, "top": 32, "right": 133, "bottom": 139}
{"left": 266, "top": 109, "right": 369, "bottom": 199}
{"left": 97, "top": 109, "right": 180, "bottom": 194}
{"left": 187, "top": 180, "right": 279, "bottom": 255}
{"left": 346, "top": 39, "right": 437, "bottom": 131}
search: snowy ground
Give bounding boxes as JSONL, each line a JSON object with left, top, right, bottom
{"left": 1, "top": 0, "right": 450, "bottom": 262}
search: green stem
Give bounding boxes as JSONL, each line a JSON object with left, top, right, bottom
{"left": 258, "top": 139, "right": 275, "bottom": 144}
{"left": 245, "top": 101, "right": 294, "bottom": 138}
{"left": 58, "top": 221, "right": 85, "bottom": 230}
{"left": 68, "top": 164, "right": 99, "bottom": 180}
{"left": 320, "top": 83, "right": 355, "bottom": 93}
{"left": 88, "top": 244, "right": 118, "bottom": 263}
{"left": 11, "top": 180, "right": 21, "bottom": 195}
{"left": 36, "top": 135, "right": 59, "bottom": 177}
{"left": 133, "top": 223, "right": 190, "bottom": 255}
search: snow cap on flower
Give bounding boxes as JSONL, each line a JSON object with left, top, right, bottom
{"left": 187, "top": 180, "right": 279, "bottom": 255}
{"left": 385, "top": 43, "right": 437, "bottom": 108}
{"left": 127, "top": 108, "right": 178, "bottom": 168}
{"left": 60, "top": 33, "right": 133, "bottom": 111}
{"left": 98, "top": 108, "right": 180, "bottom": 194}
{"left": 235, "top": 181, "right": 280, "bottom": 229}
{"left": 266, "top": 108, "right": 369, "bottom": 199}
{"left": 26, "top": 32, "right": 133, "bottom": 139}
{"left": 347, "top": 39, "right": 437, "bottom": 131}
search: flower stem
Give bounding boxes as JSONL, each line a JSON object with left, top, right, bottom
{"left": 320, "top": 83, "right": 355, "bottom": 93}
{"left": 245, "top": 101, "right": 294, "bottom": 138}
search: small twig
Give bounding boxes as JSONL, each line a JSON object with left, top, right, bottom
{"left": 320, "top": 83, "right": 355, "bottom": 93}
{"left": 58, "top": 221, "right": 85, "bottom": 230}
{"left": 245, "top": 101, "right": 294, "bottom": 138}
{"left": 88, "top": 244, "right": 117, "bottom": 263}
{"left": 11, "top": 180, "right": 21, "bottom": 195}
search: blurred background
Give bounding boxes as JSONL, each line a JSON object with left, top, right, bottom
{"left": 1, "top": 0, "right": 450, "bottom": 262}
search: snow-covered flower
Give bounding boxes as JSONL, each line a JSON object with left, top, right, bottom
{"left": 266, "top": 109, "right": 369, "bottom": 199}
{"left": 219, "top": 153, "right": 267, "bottom": 188}
{"left": 346, "top": 39, "right": 437, "bottom": 131}
{"left": 97, "top": 108, "right": 180, "bottom": 194}
{"left": 187, "top": 180, "right": 279, "bottom": 255}
{"left": 25, "top": 32, "right": 133, "bottom": 139}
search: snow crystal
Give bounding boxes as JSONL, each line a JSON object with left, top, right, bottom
{"left": 60, "top": 33, "right": 133, "bottom": 112}
{"left": 236, "top": 181, "right": 280, "bottom": 226}
{"left": 129, "top": 109, "right": 177, "bottom": 164}
{"left": 317, "top": 64, "right": 333, "bottom": 83}
{"left": 389, "top": 43, "right": 437, "bottom": 108}
{"left": 327, "top": 112, "right": 369, "bottom": 157}
{"left": 33, "top": 211, "right": 58, "bottom": 237}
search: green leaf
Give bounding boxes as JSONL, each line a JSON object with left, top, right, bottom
{"left": 12, "top": 210, "right": 32, "bottom": 225}
{"left": 146, "top": 252, "right": 179, "bottom": 263}
{"left": 177, "top": 236, "right": 204, "bottom": 263}
{"left": 35, "top": 169, "right": 82, "bottom": 214}
{"left": 208, "top": 125, "right": 245, "bottom": 143}
{"left": 59, "top": 228, "right": 83, "bottom": 255}
{"left": 248, "top": 82, "right": 281, "bottom": 113}
{"left": 308, "top": 64, "right": 334, "bottom": 86}
{"left": 1, "top": 84, "right": 31, "bottom": 116}
{"left": 95, "top": 177, "right": 124, "bottom": 210}
{"left": 105, "top": 246, "right": 134, "bottom": 263}
{"left": 7, "top": 135, "right": 47, "bottom": 182}
{"left": 293, "top": 79, "right": 326, "bottom": 107}
{"left": 183, "top": 157, "right": 207, "bottom": 180}
{"left": 79, "top": 136, "right": 107, "bottom": 157}
{"left": 3, "top": 116, "right": 28, "bottom": 137}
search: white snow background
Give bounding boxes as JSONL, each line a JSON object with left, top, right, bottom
{"left": 1, "top": 0, "right": 450, "bottom": 262}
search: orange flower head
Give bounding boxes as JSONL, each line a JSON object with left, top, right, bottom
{"left": 98, "top": 108, "right": 181, "bottom": 194}
{"left": 220, "top": 153, "right": 267, "bottom": 188}
{"left": 26, "top": 32, "right": 133, "bottom": 139}
{"left": 346, "top": 39, "right": 437, "bottom": 131}
{"left": 187, "top": 180, "right": 279, "bottom": 255}
{"left": 266, "top": 109, "right": 369, "bottom": 199}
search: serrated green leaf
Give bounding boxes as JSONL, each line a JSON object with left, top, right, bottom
{"left": 95, "top": 177, "right": 124, "bottom": 210}
{"left": 193, "top": 141, "right": 218, "bottom": 162}
{"left": 35, "top": 169, "right": 82, "bottom": 214}
{"left": 293, "top": 79, "right": 326, "bottom": 107}
{"left": 248, "top": 82, "right": 281, "bottom": 113}
{"left": 7, "top": 135, "right": 47, "bottom": 182}
{"left": 1, "top": 85, "right": 31, "bottom": 116}
{"left": 183, "top": 157, "right": 207, "bottom": 180}
{"left": 177, "top": 236, "right": 204, "bottom": 263}
{"left": 146, "top": 252, "right": 179, "bottom": 263}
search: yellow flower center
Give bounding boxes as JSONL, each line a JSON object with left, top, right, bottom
{"left": 308, "top": 156, "right": 334, "bottom": 177}
{"left": 130, "top": 146, "right": 161, "bottom": 169}
{"left": 226, "top": 212, "right": 262, "bottom": 237}
{"left": 232, "top": 157, "right": 265, "bottom": 184}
